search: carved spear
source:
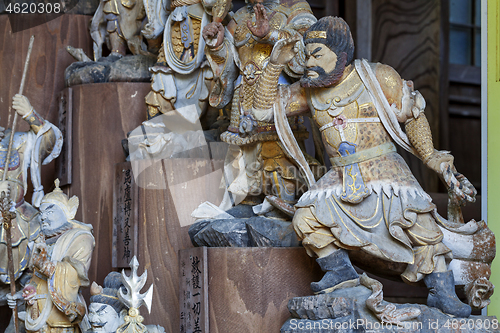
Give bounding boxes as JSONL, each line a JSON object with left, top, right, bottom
{"left": 2, "top": 36, "right": 34, "bottom": 333}
{"left": 117, "top": 256, "right": 154, "bottom": 333}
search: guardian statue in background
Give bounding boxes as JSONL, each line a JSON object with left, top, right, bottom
{"left": 91, "top": 0, "right": 152, "bottom": 60}
{"left": 0, "top": 94, "right": 62, "bottom": 297}
{"left": 201, "top": 0, "right": 319, "bottom": 213}
{"left": 142, "top": 0, "right": 218, "bottom": 123}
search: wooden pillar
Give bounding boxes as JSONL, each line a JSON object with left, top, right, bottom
{"left": 66, "top": 83, "right": 148, "bottom": 288}
{"left": 371, "top": 0, "right": 441, "bottom": 192}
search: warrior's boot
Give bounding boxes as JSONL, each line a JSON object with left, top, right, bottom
{"left": 424, "top": 270, "right": 471, "bottom": 317}
{"left": 311, "top": 249, "right": 359, "bottom": 294}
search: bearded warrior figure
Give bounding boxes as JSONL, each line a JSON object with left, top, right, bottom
{"left": 250, "top": 16, "right": 495, "bottom": 318}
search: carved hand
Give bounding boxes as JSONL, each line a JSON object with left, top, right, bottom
{"left": 247, "top": 4, "right": 273, "bottom": 38}
{"left": 30, "top": 241, "right": 51, "bottom": 273}
{"left": 270, "top": 35, "right": 301, "bottom": 65}
{"left": 440, "top": 162, "right": 477, "bottom": 205}
{"left": 65, "top": 302, "right": 85, "bottom": 323}
{"left": 22, "top": 284, "right": 37, "bottom": 306}
{"left": 202, "top": 22, "right": 225, "bottom": 49}
{"left": 6, "top": 291, "right": 23, "bottom": 309}
{"left": 12, "top": 94, "right": 33, "bottom": 117}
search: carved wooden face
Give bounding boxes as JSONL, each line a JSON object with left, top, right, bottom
{"left": 304, "top": 43, "right": 338, "bottom": 79}
{"left": 40, "top": 203, "right": 67, "bottom": 233}
{"left": 88, "top": 303, "right": 123, "bottom": 333}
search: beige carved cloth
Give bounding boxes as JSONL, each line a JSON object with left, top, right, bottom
{"left": 26, "top": 225, "right": 94, "bottom": 332}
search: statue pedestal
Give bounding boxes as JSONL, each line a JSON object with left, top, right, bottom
{"left": 179, "top": 246, "right": 322, "bottom": 333}
{"left": 281, "top": 285, "right": 499, "bottom": 333}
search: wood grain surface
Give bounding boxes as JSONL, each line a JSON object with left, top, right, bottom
{"left": 0, "top": 15, "right": 92, "bottom": 130}
{"left": 207, "top": 247, "right": 322, "bottom": 333}
{"left": 371, "top": 0, "right": 441, "bottom": 192}
{"left": 133, "top": 159, "right": 206, "bottom": 333}
{"left": 67, "top": 83, "right": 148, "bottom": 292}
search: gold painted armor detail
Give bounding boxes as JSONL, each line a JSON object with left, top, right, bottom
{"left": 26, "top": 109, "right": 45, "bottom": 134}
{"left": 234, "top": 12, "right": 285, "bottom": 72}
{"left": 171, "top": 0, "right": 200, "bottom": 9}
{"left": 310, "top": 69, "right": 393, "bottom": 152}
{"left": 375, "top": 63, "right": 404, "bottom": 109}
{"left": 170, "top": 17, "right": 202, "bottom": 60}
{"left": 253, "top": 62, "right": 284, "bottom": 111}
{"left": 405, "top": 113, "right": 435, "bottom": 162}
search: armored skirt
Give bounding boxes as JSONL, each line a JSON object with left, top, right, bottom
{"left": 293, "top": 151, "right": 451, "bottom": 283}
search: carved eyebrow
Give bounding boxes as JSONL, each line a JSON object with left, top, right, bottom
{"left": 311, "top": 47, "right": 323, "bottom": 55}
{"left": 98, "top": 305, "right": 107, "bottom": 312}
{"left": 46, "top": 204, "right": 55, "bottom": 210}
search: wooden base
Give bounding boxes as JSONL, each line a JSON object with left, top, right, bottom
{"left": 179, "top": 247, "right": 323, "bottom": 333}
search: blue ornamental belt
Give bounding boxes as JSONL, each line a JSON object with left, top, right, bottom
{"left": 331, "top": 142, "right": 396, "bottom": 204}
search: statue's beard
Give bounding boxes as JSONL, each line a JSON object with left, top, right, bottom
{"left": 42, "top": 221, "right": 72, "bottom": 239}
{"left": 300, "top": 54, "right": 347, "bottom": 88}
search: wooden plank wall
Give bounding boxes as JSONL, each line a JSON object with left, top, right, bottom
{"left": 206, "top": 247, "right": 322, "bottom": 333}
{"left": 67, "top": 83, "right": 148, "bottom": 289}
{"left": 371, "top": 0, "right": 442, "bottom": 192}
{"left": 447, "top": 65, "right": 482, "bottom": 193}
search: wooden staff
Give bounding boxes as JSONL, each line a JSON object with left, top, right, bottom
{"left": 3, "top": 35, "right": 35, "bottom": 333}
{"left": 3, "top": 35, "right": 35, "bottom": 182}
{"left": 1, "top": 190, "right": 18, "bottom": 333}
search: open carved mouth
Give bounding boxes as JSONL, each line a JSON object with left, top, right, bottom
{"left": 307, "top": 70, "right": 319, "bottom": 78}
{"left": 90, "top": 323, "right": 106, "bottom": 329}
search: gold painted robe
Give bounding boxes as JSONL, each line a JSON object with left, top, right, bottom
{"left": 25, "top": 225, "right": 94, "bottom": 333}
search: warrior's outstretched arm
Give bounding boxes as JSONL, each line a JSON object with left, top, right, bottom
{"left": 376, "top": 66, "right": 477, "bottom": 204}
{"left": 252, "top": 37, "right": 309, "bottom": 122}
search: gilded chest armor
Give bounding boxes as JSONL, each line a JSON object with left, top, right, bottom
{"left": 234, "top": 11, "right": 286, "bottom": 84}
{"left": 309, "top": 69, "right": 392, "bottom": 152}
